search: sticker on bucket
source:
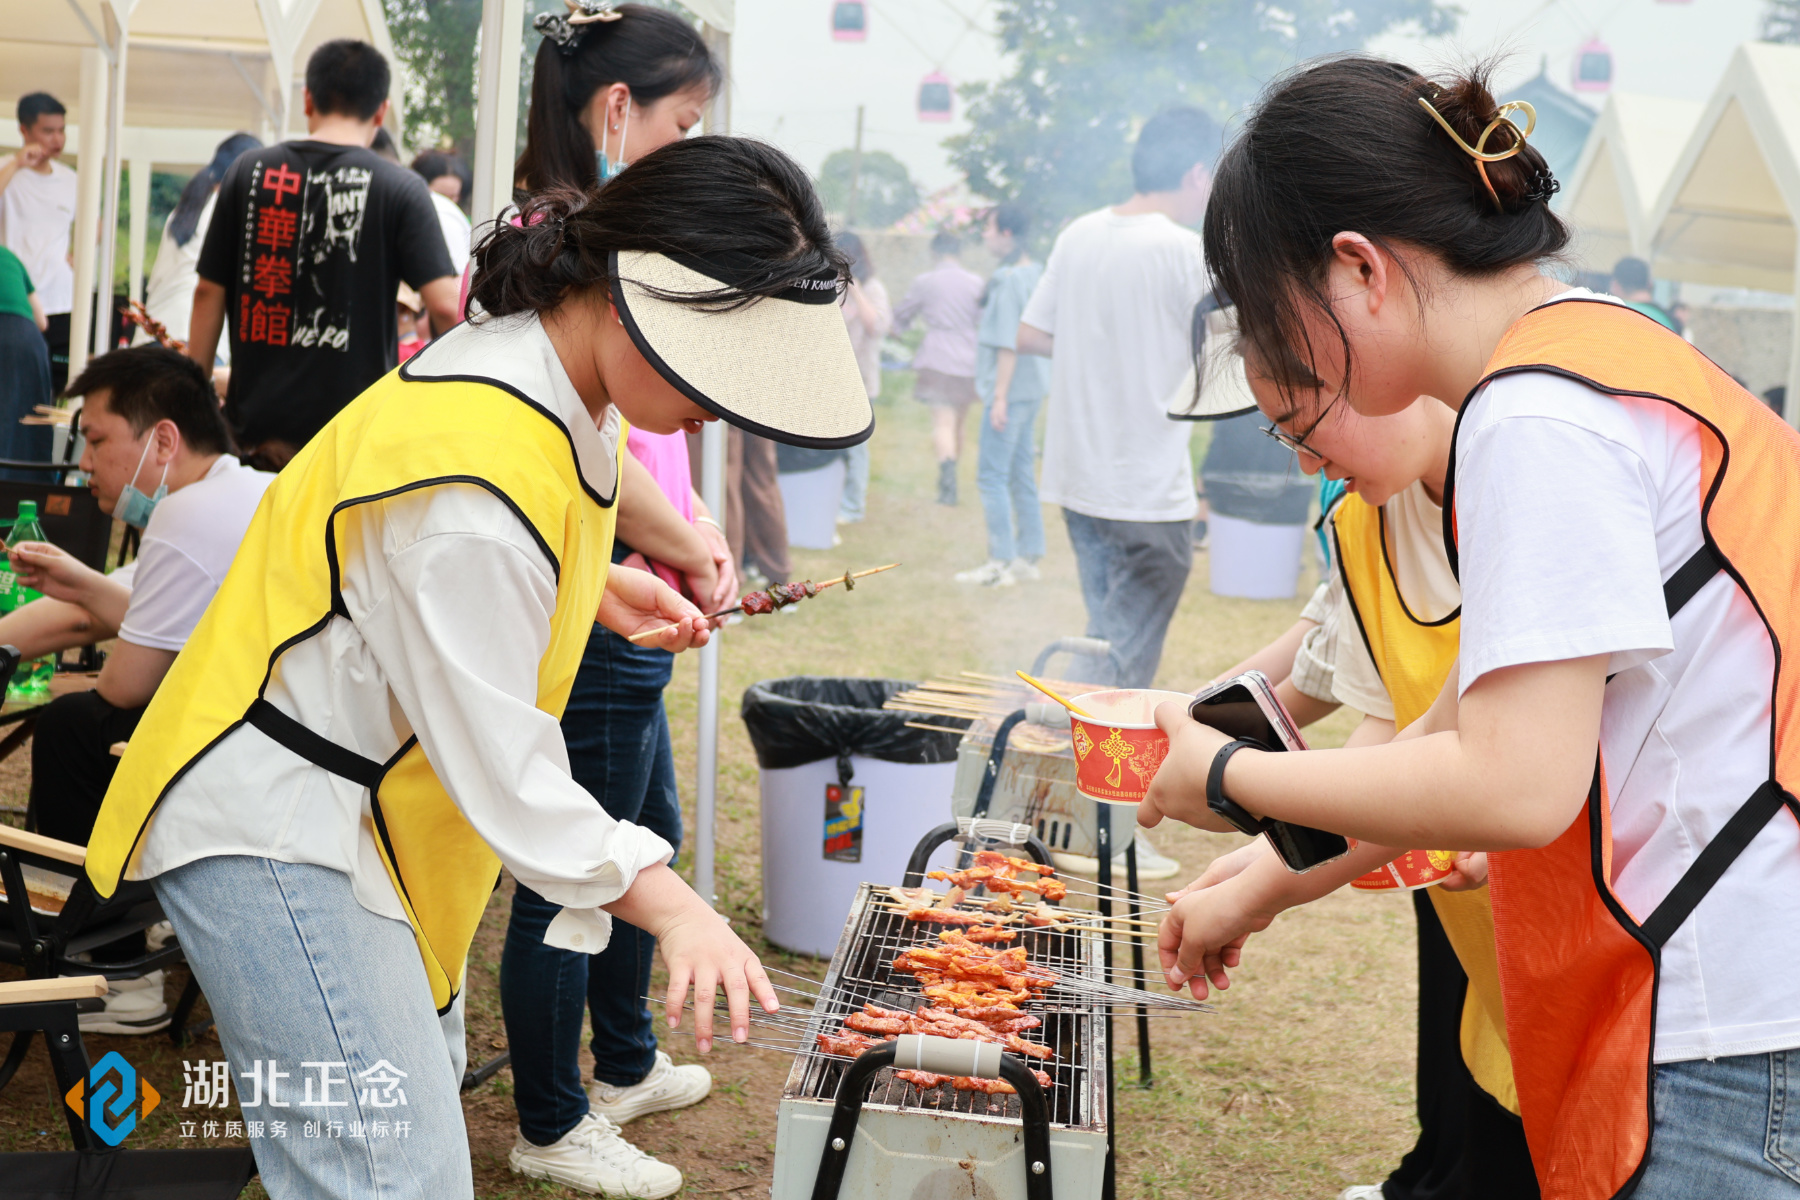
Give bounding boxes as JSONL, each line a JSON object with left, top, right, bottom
{"left": 824, "top": 783, "right": 864, "bottom": 862}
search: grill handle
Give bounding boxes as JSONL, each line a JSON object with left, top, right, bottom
{"left": 901, "top": 820, "right": 1053, "bottom": 887}
{"left": 894, "top": 1032, "right": 1001, "bottom": 1078}
{"left": 809, "top": 1039, "right": 1056, "bottom": 1200}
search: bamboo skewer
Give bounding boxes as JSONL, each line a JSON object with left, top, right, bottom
{"left": 626, "top": 563, "right": 899, "bottom": 643}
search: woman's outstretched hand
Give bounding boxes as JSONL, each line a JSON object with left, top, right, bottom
{"left": 1158, "top": 868, "right": 1277, "bottom": 1001}
{"left": 598, "top": 563, "right": 712, "bottom": 651}
{"left": 1139, "top": 699, "right": 1244, "bottom": 835}
{"left": 607, "top": 864, "right": 779, "bottom": 1054}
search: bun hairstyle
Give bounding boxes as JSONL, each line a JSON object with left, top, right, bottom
{"left": 515, "top": 2, "right": 721, "bottom": 194}
{"left": 470, "top": 135, "right": 848, "bottom": 320}
{"left": 1203, "top": 57, "right": 1569, "bottom": 402}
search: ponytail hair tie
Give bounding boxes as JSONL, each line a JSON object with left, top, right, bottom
{"left": 534, "top": 0, "right": 622, "bottom": 56}
{"left": 1418, "top": 96, "right": 1540, "bottom": 211}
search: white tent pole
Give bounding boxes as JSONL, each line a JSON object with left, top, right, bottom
{"left": 127, "top": 155, "right": 150, "bottom": 307}
{"left": 472, "top": 0, "right": 525, "bottom": 233}
{"left": 67, "top": 46, "right": 108, "bottom": 384}
{"left": 692, "top": 23, "right": 731, "bottom": 908}
{"left": 1788, "top": 244, "right": 1800, "bottom": 428}
{"left": 91, "top": 0, "right": 131, "bottom": 358}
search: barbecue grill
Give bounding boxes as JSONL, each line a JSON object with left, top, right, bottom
{"left": 771, "top": 882, "right": 1112, "bottom": 1199}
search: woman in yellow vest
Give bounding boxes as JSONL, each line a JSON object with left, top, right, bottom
{"left": 85, "top": 137, "right": 873, "bottom": 1199}
{"left": 1143, "top": 59, "right": 1800, "bottom": 1200}
{"left": 1172, "top": 383, "right": 1535, "bottom": 1200}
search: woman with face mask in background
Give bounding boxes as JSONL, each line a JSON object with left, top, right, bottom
{"left": 502, "top": 6, "right": 734, "bottom": 1196}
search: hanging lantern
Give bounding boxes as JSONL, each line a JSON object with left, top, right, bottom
{"left": 1572, "top": 38, "right": 1614, "bottom": 93}
{"left": 918, "top": 71, "right": 953, "bottom": 122}
{"left": 830, "top": 1, "right": 867, "bottom": 41}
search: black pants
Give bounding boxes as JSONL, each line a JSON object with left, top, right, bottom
{"left": 1384, "top": 891, "right": 1540, "bottom": 1200}
{"left": 30, "top": 690, "right": 148, "bottom": 962}
{"left": 43, "top": 311, "right": 69, "bottom": 396}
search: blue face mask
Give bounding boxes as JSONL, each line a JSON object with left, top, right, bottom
{"left": 116, "top": 435, "right": 170, "bottom": 530}
{"left": 595, "top": 100, "right": 632, "bottom": 183}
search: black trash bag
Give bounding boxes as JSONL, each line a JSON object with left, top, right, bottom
{"left": 740, "top": 677, "right": 964, "bottom": 771}
{"left": 775, "top": 443, "right": 848, "bottom": 474}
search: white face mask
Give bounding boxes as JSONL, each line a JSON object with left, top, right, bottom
{"left": 116, "top": 433, "right": 171, "bottom": 529}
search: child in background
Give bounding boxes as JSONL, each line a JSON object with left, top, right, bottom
{"left": 956, "top": 204, "right": 1051, "bottom": 587}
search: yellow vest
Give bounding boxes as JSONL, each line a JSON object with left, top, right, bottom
{"left": 1334, "top": 493, "right": 1518, "bottom": 1114}
{"left": 86, "top": 369, "right": 621, "bottom": 1011}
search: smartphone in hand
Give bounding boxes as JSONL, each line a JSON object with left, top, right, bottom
{"left": 1190, "top": 672, "right": 1351, "bottom": 873}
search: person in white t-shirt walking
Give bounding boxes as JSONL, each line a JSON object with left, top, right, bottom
{"left": 1017, "top": 108, "right": 1217, "bottom": 688}
{"left": 0, "top": 93, "right": 78, "bottom": 400}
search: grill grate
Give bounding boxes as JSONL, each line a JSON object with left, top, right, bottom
{"left": 781, "top": 884, "right": 1107, "bottom": 1131}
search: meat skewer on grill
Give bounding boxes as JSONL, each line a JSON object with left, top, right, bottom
{"left": 625, "top": 562, "right": 899, "bottom": 643}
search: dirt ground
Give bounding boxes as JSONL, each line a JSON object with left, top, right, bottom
{"left": 0, "top": 372, "right": 1420, "bottom": 1198}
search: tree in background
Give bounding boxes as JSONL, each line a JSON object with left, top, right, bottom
{"left": 948, "top": 0, "right": 1459, "bottom": 231}
{"left": 818, "top": 149, "right": 922, "bottom": 228}
{"left": 1765, "top": 0, "right": 1800, "bottom": 42}
{"left": 384, "top": 0, "right": 485, "bottom": 156}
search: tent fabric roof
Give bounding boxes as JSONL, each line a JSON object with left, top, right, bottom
{"left": 1504, "top": 69, "right": 1597, "bottom": 191}
{"left": 1648, "top": 41, "right": 1800, "bottom": 293}
{"left": 1561, "top": 91, "right": 1704, "bottom": 272}
{"left": 1, "top": 0, "right": 403, "bottom": 167}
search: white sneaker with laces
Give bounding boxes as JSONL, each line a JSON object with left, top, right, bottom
{"left": 1049, "top": 832, "right": 1182, "bottom": 883}
{"left": 1129, "top": 831, "right": 1182, "bottom": 881}
{"left": 588, "top": 1050, "right": 712, "bottom": 1125}
{"left": 508, "top": 1112, "right": 683, "bottom": 1198}
{"left": 79, "top": 970, "right": 171, "bottom": 1036}
{"left": 1004, "top": 558, "right": 1041, "bottom": 584}
{"left": 953, "top": 560, "right": 1011, "bottom": 586}
{"left": 1337, "top": 1187, "right": 1386, "bottom": 1200}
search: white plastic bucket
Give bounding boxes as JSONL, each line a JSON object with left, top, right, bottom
{"left": 1209, "top": 511, "right": 1307, "bottom": 600}
{"left": 777, "top": 459, "right": 847, "bottom": 551}
{"left": 759, "top": 755, "right": 958, "bottom": 957}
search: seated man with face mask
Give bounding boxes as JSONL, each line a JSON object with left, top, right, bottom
{"left": 2, "top": 345, "right": 271, "bottom": 1031}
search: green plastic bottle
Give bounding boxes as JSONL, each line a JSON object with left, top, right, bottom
{"left": 5, "top": 501, "right": 54, "bottom": 701}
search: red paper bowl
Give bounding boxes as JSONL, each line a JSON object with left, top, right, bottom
{"left": 1350, "top": 848, "right": 1459, "bottom": 891}
{"left": 1068, "top": 689, "right": 1195, "bottom": 805}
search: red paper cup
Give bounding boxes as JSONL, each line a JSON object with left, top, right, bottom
{"left": 1350, "top": 849, "right": 1459, "bottom": 891}
{"left": 1068, "top": 689, "right": 1195, "bottom": 805}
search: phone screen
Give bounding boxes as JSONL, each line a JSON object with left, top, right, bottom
{"left": 1191, "top": 686, "right": 1286, "bottom": 751}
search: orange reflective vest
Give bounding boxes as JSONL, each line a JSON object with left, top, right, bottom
{"left": 1444, "top": 297, "right": 1800, "bottom": 1200}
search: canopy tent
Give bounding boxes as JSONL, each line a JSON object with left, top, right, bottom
{"left": 1, "top": 0, "right": 406, "bottom": 376}
{"left": 1559, "top": 91, "right": 1703, "bottom": 274}
{"left": 1646, "top": 41, "right": 1800, "bottom": 421}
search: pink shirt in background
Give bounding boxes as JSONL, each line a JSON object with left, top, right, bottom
{"left": 626, "top": 427, "right": 694, "bottom": 592}
{"left": 894, "top": 258, "right": 983, "bottom": 378}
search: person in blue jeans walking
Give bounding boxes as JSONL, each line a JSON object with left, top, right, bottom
{"left": 955, "top": 204, "right": 1051, "bottom": 588}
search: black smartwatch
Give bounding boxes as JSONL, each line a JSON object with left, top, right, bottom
{"left": 1206, "top": 738, "right": 1269, "bottom": 836}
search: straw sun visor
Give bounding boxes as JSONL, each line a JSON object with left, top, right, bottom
{"left": 1166, "top": 304, "right": 1258, "bottom": 422}
{"left": 611, "top": 249, "right": 874, "bottom": 449}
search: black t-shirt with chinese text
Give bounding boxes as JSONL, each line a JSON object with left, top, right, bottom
{"left": 197, "top": 140, "right": 454, "bottom": 451}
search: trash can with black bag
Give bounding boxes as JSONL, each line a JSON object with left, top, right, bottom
{"left": 741, "top": 678, "right": 963, "bottom": 956}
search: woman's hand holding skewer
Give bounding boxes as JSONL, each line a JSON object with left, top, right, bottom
{"left": 1158, "top": 873, "right": 1270, "bottom": 1001}
{"left": 1165, "top": 839, "right": 1272, "bottom": 904}
{"left": 598, "top": 564, "right": 712, "bottom": 651}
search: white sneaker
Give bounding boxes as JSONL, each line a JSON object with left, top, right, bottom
{"left": 589, "top": 1050, "right": 712, "bottom": 1125}
{"left": 145, "top": 921, "right": 175, "bottom": 951}
{"left": 1004, "top": 558, "right": 1041, "bottom": 583}
{"left": 953, "top": 560, "right": 1011, "bottom": 586}
{"left": 1049, "top": 833, "right": 1182, "bottom": 883}
{"left": 79, "top": 970, "right": 171, "bottom": 1036}
{"left": 1337, "top": 1187, "right": 1386, "bottom": 1200}
{"left": 509, "top": 1112, "right": 683, "bottom": 1198}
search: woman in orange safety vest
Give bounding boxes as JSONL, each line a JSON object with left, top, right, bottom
{"left": 1145, "top": 58, "right": 1800, "bottom": 1200}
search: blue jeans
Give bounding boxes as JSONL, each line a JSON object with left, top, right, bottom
{"left": 976, "top": 395, "right": 1044, "bottom": 562}
{"left": 1061, "top": 509, "right": 1193, "bottom": 689}
{"left": 153, "top": 856, "right": 473, "bottom": 1199}
{"left": 1633, "top": 1050, "right": 1800, "bottom": 1197}
{"left": 839, "top": 441, "right": 869, "bottom": 522}
{"left": 499, "top": 621, "right": 682, "bottom": 1146}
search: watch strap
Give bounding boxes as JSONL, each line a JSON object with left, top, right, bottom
{"left": 1206, "top": 738, "right": 1270, "bottom": 836}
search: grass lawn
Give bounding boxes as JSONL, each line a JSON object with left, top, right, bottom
{"left": 0, "top": 370, "right": 1421, "bottom": 1198}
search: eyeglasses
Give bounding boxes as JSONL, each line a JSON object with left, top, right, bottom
{"left": 1260, "top": 422, "right": 1324, "bottom": 460}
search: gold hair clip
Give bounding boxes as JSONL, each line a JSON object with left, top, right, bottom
{"left": 1418, "top": 97, "right": 1538, "bottom": 211}
{"left": 567, "top": 0, "right": 624, "bottom": 25}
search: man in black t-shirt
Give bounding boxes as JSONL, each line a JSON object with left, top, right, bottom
{"left": 188, "top": 40, "right": 458, "bottom": 469}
